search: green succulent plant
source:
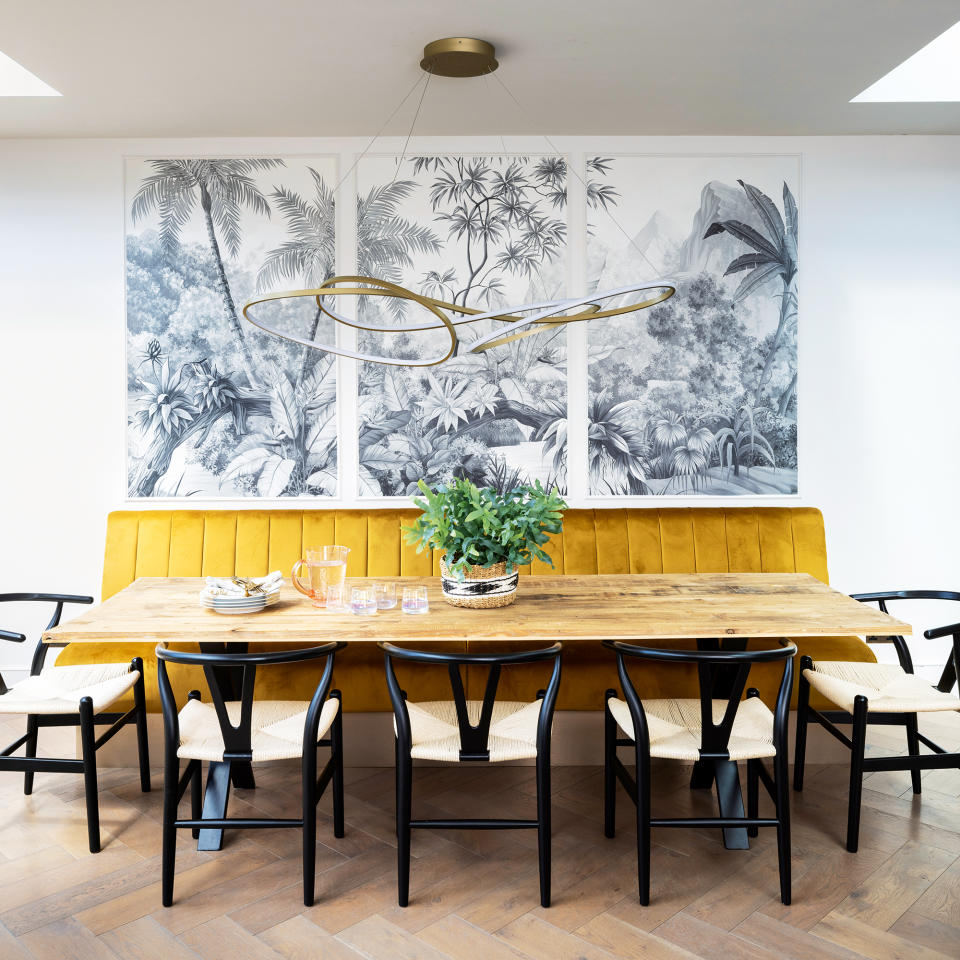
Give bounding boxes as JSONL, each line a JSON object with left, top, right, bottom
{"left": 404, "top": 478, "right": 567, "bottom": 578}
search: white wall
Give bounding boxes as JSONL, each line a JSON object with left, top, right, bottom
{"left": 2, "top": 135, "right": 959, "bottom": 677}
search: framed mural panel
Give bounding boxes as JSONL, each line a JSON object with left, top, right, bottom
{"left": 124, "top": 156, "right": 339, "bottom": 498}
{"left": 355, "top": 155, "right": 569, "bottom": 497}
{"left": 585, "top": 155, "right": 799, "bottom": 496}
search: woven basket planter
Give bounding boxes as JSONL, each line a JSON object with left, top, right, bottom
{"left": 439, "top": 557, "right": 519, "bottom": 609}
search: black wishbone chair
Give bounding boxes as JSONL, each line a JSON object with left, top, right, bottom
{"left": 380, "top": 641, "right": 562, "bottom": 908}
{"left": 794, "top": 590, "right": 960, "bottom": 852}
{"left": 603, "top": 639, "right": 796, "bottom": 906}
{"left": 156, "top": 641, "right": 346, "bottom": 907}
{"left": 0, "top": 593, "right": 150, "bottom": 853}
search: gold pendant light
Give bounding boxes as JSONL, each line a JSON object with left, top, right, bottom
{"left": 242, "top": 37, "right": 675, "bottom": 366}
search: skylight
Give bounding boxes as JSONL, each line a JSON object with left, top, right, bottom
{"left": 0, "top": 50, "right": 60, "bottom": 96}
{"left": 853, "top": 20, "right": 960, "bottom": 102}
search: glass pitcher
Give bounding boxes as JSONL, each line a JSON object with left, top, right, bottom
{"left": 292, "top": 545, "right": 350, "bottom": 608}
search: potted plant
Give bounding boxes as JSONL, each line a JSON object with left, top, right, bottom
{"left": 404, "top": 478, "right": 568, "bottom": 608}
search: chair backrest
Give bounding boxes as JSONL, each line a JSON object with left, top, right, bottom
{"left": 102, "top": 506, "right": 831, "bottom": 599}
{"left": 0, "top": 593, "right": 94, "bottom": 689}
{"left": 380, "top": 642, "right": 562, "bottom": 761}
{"left": 155, "top": 642, "right": 344, "bottom": 761}
{"left": 604, "top": 639, "right": 796, "bottom": 759}
{"left": 853, "top": 590, "right": 960, "bottom": 692}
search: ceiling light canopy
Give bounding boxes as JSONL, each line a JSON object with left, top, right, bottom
{"left": 0, "top": 50, "right": 60, "bottom": 96}
{"left": 420, "top": 37, "right": 498, "bottom": 78}
{"left": 853, "top": 20, "right": 960, "bottom": 102}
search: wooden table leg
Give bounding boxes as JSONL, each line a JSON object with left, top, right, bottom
{"left": 196, "top": 641, "right": 256, "bottom": 850}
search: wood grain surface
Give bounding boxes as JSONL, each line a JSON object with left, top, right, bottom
{"left": 45, "top": 574, "right": 911, "bottom": 645}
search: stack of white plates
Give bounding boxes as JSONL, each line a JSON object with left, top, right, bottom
{"left": 200, "top": 588, "right": 280, "bottom": 615}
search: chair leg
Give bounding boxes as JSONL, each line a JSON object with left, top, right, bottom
{"left": 78, "top": 696, "right": 100, "bottom": 854}
{"left": 793, "top": 656, "right": 812, "bottom": 792}
{"left": 747, "top": 759, "right": 759, "bottom": 838}
{"left": 190, "top": 761, "right": 202, "bottom": 840}
{"left": 302, "top": 744, "right": 318, "bottom": 907}
{"left": 161, "top": 746, "right": 178, "bottom": 907}
{"left": 131, "top": 658, "right": 151, "bottom": 793}
{"left": 604, "top": 690, "right": 617, "bottom": 839}
{"left": 846, "top": 695, "right": 869, "bottom": 853}
{"left": 331, "top": 690, "right": 345, "bottom": 839}
{"left": 396, "top": 747, "right": 412, "bottom": 907}
{"left": 537, "top": 749, "right": 552, "bottom": 908}
{"left": 636, "top": 744, "right": 651, "bottom": 906}
{"left": 772, "top": 748, "right": 791, "bottom": 905}
{"left": 23, "top": 715, "right": 38, "bottom": 795}
{"left": 905, "top": 713, "right": 922, "bottom": 795}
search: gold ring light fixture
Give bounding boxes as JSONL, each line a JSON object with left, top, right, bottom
{"left": 242, "top": 37, "right": 676, "bottom": 367}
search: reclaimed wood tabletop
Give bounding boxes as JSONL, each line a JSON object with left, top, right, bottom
{"left": 45, "top": 573, "right": 911, "bottom": 644}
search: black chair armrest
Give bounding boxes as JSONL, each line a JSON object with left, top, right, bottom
{"left": 0, "top": 593, "right": 94, "bottom": 606}
{"left": 924, "top": 621, "right": 960, "bottom": 640}
{"left": 0, "top": 630, "right": 26, "bottom": 643}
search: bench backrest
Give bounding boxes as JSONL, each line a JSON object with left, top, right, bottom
{"left": 103, "top": 507, "right": 829, "bottom": 599}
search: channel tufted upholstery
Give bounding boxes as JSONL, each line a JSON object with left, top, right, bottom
{"left": 57, "top": 507, "right": 872, "bottom": 712}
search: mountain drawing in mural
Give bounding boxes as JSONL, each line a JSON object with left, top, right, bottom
{"left": 587, "top": 157, "right": 799, "bottom": 496}
{"left": 124, "top": 158, "right": 339, "bottom": 498}
{"left": 355, "top": 155, "right": 570, "bottom": 497}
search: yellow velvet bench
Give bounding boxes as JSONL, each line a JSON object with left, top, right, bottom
{"left": 57, "top": 507, "right": 874, "bottom": 712}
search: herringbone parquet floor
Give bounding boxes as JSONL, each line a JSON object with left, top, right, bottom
{"left": 0, "top": 713, "right": 958, "bottom": 960}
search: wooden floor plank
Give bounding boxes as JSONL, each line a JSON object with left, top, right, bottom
{"left": 179, "top": 916, "right": 285, "bottom": 960}
{"left": 337, "top": 914, "right": 454, "bottom": 960}
{"left": 811, "top": 912, "right": 957, "bottom": 960}
{"left": 828, "top": 842, "right": 955, "bottom": 930}
{"left": 258, "top": 915, "right": 367, "bottom": 960}
{"left": 888, "top": 910, "right": 960, "bottom": 957}
{"left": 576, "top": 912, "right": 700, "bottom": 958}
{"left": 99, "top": 916, "right": 203, "bottom": 960}
{"left": 19, "top": 916, "right": 122, "bottom": 960}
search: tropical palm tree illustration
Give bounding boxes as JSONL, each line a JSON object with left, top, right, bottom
{"left": 704, "top": 180, "right": 798, "bottom": 406}
{"left": 356, "top": 181, "right": 443, "bottom": 319}
{"left": 258, "top": 167, "right": 336, "bottom": 379}
{"left": 131, "top": 158, "right": 284, "bottom": 386}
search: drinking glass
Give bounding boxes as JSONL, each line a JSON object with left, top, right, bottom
{"left": 324, "top": 583, "right": 345, "bottom": 611}
{"left": 292, "top": 545, "right": 350, "bottom": 608}
{"left": 401, "top": 585, "right": 429, "bottom": 615}
{"left": 374, "top": 582, "right": 397, "bottom": 610}
{"left": 350, "top": 586, "right": 377, "bottom": 615}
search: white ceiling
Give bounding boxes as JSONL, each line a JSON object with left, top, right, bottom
{"left": 2, "top": 0, "right": 960, "bottom": 138}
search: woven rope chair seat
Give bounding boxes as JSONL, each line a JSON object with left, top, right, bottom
{"left": 177, "top": 698, "right": 339, "bottom": 762}
{"left": 804, "top": 661, "right": 960, "bottom": 714}
{"left": 608, "top": 696, "right": 777, "bottom": 761}
{"left": 0, "top": 663, "right": 139, "bottom": 715}
{"left": 399, "top": 699, "right": 544, "bottom": 762}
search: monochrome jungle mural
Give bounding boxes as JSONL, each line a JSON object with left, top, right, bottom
{"left": 125, "top": 157, "right": 339, "bottom": 497}
{"left": 124, "top": 152, "right": 799, "bottom": 500}
{"left": 586, "top": 155, "right": 799, "bottom": 495}
{"left": 355, "top": 155, "right": 569, "bottom": 496}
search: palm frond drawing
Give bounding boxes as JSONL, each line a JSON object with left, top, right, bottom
{"left": 705, "top": 180, "right": 798, "bottom": 404}
{"left": 131, "top": 158, "right": 284, "bottom": 386}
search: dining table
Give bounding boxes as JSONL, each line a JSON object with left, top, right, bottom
{"left": 45, "top": 572, "right": 910, "bottom": 852}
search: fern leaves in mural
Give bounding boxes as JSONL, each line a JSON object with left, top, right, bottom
{"left": 356, "top": 155, "right": 569, "bottom": 496}
{"left": 586, "top": 157, "right": 799, "bottom": 495}
{"left": 125, "top": 157, "right": 339, "bottom": 497}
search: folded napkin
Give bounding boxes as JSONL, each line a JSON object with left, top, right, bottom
{"left": 204, "top": 571, "right": 284, "bottom": 598}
